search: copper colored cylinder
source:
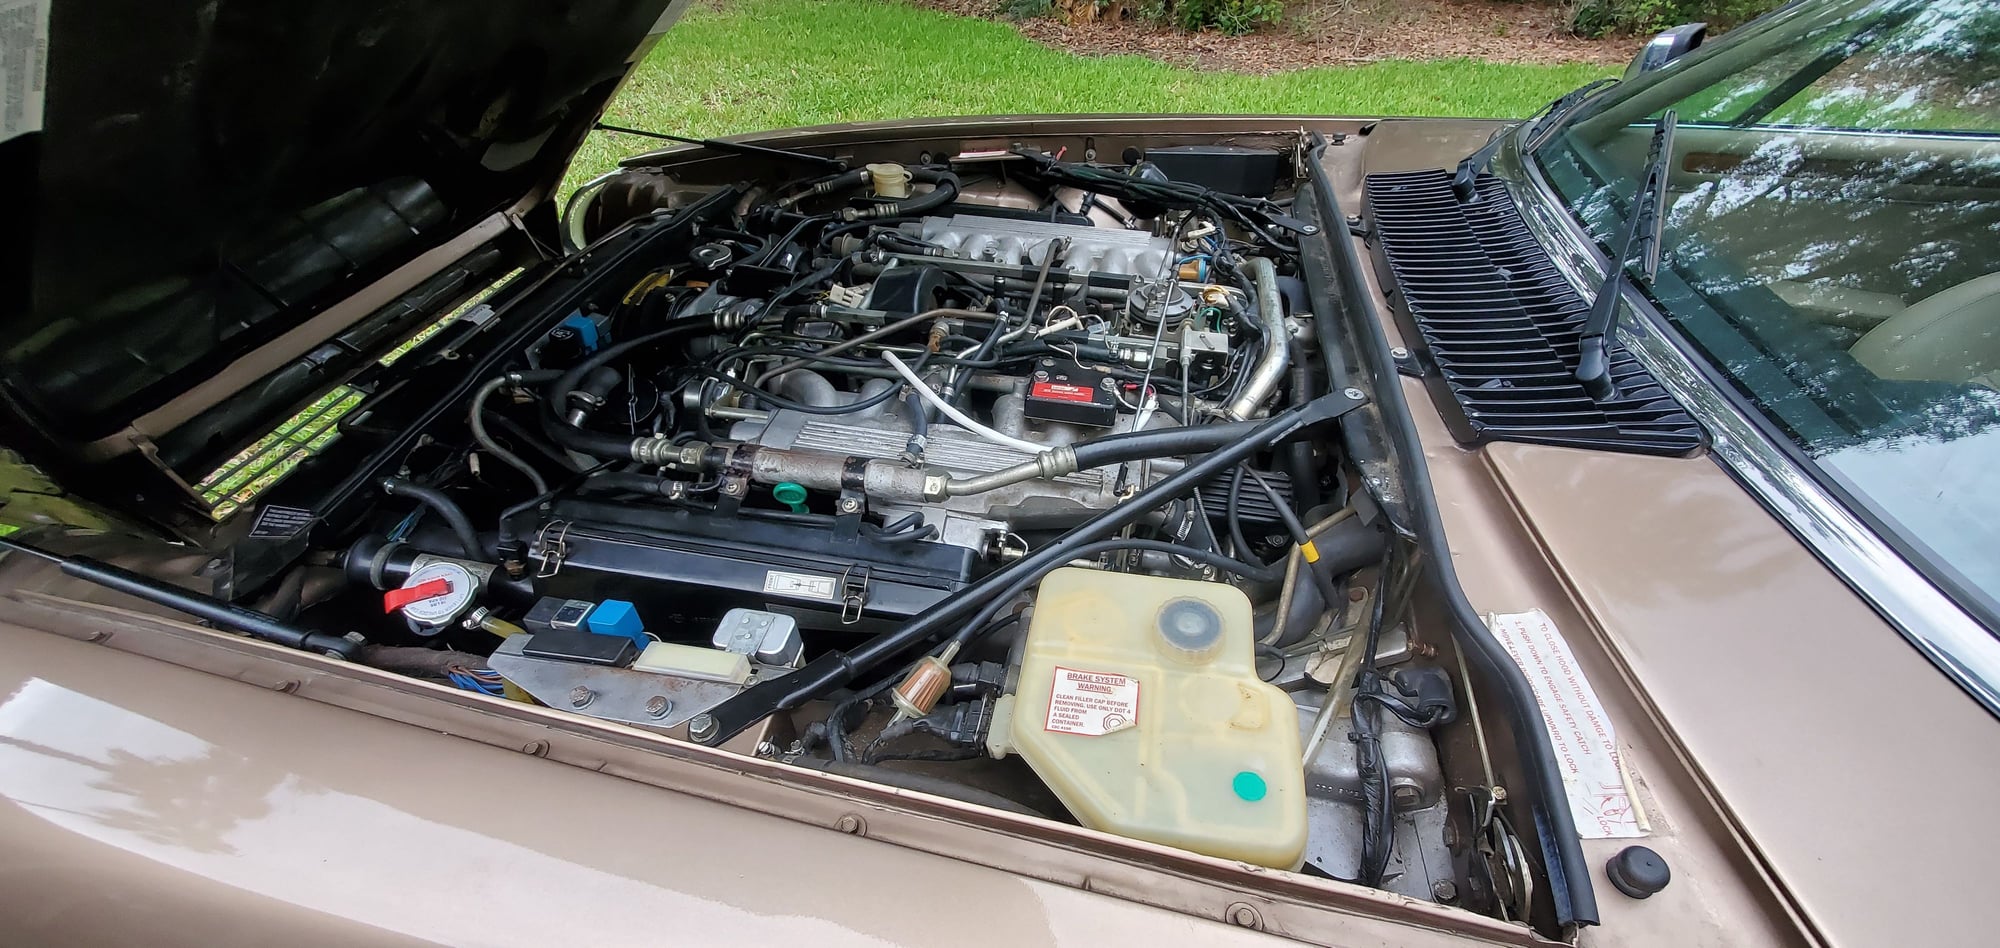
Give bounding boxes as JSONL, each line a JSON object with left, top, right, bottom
{"left": 890, "top": 655, "right": 953, "bottom": 719}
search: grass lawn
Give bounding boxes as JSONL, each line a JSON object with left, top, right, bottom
{"left": 565, "top": 0, "right": 1615, "bottom": 193}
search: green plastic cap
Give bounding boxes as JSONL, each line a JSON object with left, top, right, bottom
{"left": 772, "top": 481, "right": 808, "bottom": 512}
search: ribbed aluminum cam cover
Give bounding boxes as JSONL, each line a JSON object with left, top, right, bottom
{"left": 916, "top": 214, "right": 1175, "bottom": 278}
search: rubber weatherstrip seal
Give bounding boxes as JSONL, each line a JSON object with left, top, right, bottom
{"left": 1296, "top": 132, "right": 1600, "bottom": 929}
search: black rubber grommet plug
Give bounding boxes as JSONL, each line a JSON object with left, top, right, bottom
{"left": 1606, "top": 845, "right": 1671, "bottom": 899}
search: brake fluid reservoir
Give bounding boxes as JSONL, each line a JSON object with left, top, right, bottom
{"left": 989, "top": 568, "right": 1306, "bottom": 869}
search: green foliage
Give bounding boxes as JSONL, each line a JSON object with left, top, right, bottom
{"left": 1147, "top": 0, "right": 1285, "bottom": 35}
{"left": 562, "top": 0, "right": 1615, "bottom": 198}
{"left": 997, "top": 0, "right": 1053, "bottom": 20}
{"left": 1568, "top": 0, "right": 1781, "bottom": 38}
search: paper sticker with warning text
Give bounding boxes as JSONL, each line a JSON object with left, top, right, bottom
{"left": 1044, "top": 666, "right": 1140, "bottom": 736}
{"left": 1488, "top": 610, "right": 1647, "bottom": 839}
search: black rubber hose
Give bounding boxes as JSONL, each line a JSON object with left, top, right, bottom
{"left": 545, "top": 320, "right": 715, "bottom": 459}
{"left": 903, "top": 392, "right": 928, "bottom": 457}
{"left": 1068, "top": 419, "right": 1265, "bottom": 470}
{"left": 565, "top": 366, "right": 623, "bottom": 423}
{"left": 947, "top": 538, "right": 1281, "bottom": 650}
{"left": 1248, "top": 469, "right": 1349, "bottom": 645}
{"left": 581, "top": 471, "right": 675, "bottom": 496}
{"left": 471, "top": 369, "right": 567, "bottom": 496}
{"left": 846, "top": 169, "right": 960, "bottom": 221}
{"left": 252, "top": 566, "right": 309, "bottom": 622}
{"left": 1255, "top": 516, "right": 1386, "bottom": 648}
{"left": 380, "top": 477, "right": 485, "bottom": 559}
{"left": 1226, "top": 465, "right": 1260, "bottom": 564}
{"left": 787, "top": 757, "right": 1044, "bottom": 817}
{"left": 1283, "top": 339, "right": 1322, "bottom": 513}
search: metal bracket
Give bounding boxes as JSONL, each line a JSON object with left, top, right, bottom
{"left": 833, "top": 456, "right": 869, "bottom": 542}
{"left": 533, "top": 520, "right": 571, "bottom": 579}
{"left": 837, "top": 564, "right": 872, "bottom": 625}
{"left": 1390, "top": 345, "right": 1430, "bottom": 379}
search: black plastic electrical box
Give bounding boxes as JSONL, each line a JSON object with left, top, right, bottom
{"left": 1025, "top": 359, "right": 1116, "bottom": 428}
{"left": 1145, "top": 145, "right": 1283, "bottom": 198}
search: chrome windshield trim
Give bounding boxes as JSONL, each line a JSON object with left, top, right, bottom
{"left": 1490, "top": 135, "right": 2000, "bottom": 718}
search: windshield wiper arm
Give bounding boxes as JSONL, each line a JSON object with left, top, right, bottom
{"left": 1576, "top": 109, "right": 1677, "bottom": 401}
{"left": 1451, "top": 77, "right": 1618, "bottom": 201}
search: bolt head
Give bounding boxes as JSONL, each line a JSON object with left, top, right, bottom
{"left": 1301, "top": 225, "right": 1319, "bottom": 235}
{"left": 688, "top": 713, "right": 719, "bottom": 742}
{"left": 838, "top": 498, "right": 860, "bottom": 513}
{"left": 644, "top": 695, "right": 671, "bottom": 718}
{"left": 1390, "top": 346, "right": 1410, "bottom": 359}
{"left": 1342, "top": 387, "right": 1366, "bottom": 400}
{"left": 1432, "top": 880, "right": 1459, "bottom": 903}
{"left": 834, "top": 814, "right": 866, "bottom": 835}
{"left": 1226, "top": 903, "right": 1261, "bottom": 929}
{"left": 568, "top": 686, "right": 594, "bottom": 709}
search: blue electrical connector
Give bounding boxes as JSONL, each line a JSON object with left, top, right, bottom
{"left": 586, "top": 599, "right": 647, "bottom": 648}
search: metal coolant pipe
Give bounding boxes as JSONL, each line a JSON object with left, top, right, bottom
{"left": 1224, "top": 256, "right": 1292, "bottom": 421}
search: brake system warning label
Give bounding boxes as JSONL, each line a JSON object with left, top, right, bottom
{"left": 1044, "top": 666, "right": 1140, "bottom": 736}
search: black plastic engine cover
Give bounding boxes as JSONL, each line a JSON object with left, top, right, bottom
{"left": 532, "top": 499, "right": 976, "bottom": 638}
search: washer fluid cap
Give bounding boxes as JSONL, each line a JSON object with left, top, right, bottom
{"left": 1158, "top": 597, "right": 1224, "bottom": 662}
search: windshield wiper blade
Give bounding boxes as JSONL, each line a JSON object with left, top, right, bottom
{"left": 1576, "top": 109, "right": 1677, "bottom": 401}
{"left": 1452, "top": 77, "right": 1618, "bottom": 201}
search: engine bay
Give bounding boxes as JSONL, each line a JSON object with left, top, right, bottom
{"left": 91, "top": 134, "right": 1550, "bottom": 925}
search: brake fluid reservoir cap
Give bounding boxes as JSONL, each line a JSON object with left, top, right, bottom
{"left": 1157, "top": 597, "right": 1224, "bottom": 663}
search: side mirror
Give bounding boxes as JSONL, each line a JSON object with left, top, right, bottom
{"left": 1625, "top": 23, "right": 1707, "bottom": 80}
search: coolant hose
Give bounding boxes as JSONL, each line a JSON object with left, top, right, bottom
{"left": 545, "top": 320, "right": 716, "bottom": 461}
{"left": 1067, "top": 419, "right": 1265, "bottom": 469}
{"left": 470, "top": 370, "right": 565, "bottom": 496}
{"left": 1283, "top": 339, "right": 1321, "bottom": 512}
{"left": 565, "top": 366, "right": 624, "bottom": 427}
{"left": 947, "top": 538, "right": 1284, "bottom": 651}
{"left": 939, "top": 419, "right": 1270, "bottom": 498}
{"left": 379, "top": 477, "right": 485, "bottom": 559}
{"left": 841, "top": 169, "right": 959, "bottom": 222}
{"left": 1256, "top": 515, "right": 1388, "bottom": 647}
{"left": 582, "top": 470, "right": 676, "bottom": 496}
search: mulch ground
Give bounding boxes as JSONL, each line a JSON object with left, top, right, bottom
{"left": 912, "top": 0, "right": 1639, "bottom": 72}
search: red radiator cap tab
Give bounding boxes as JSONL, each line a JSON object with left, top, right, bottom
{"left": 384, "top": 578, "right": 453, "bottom": 614}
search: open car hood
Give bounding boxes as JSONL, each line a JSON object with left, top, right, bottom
{"left": 0, "top": 0, "right": 685, "bottom": 511}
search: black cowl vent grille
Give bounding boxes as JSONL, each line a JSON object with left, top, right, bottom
{"left": 1362, "top": 169, "right": 1702, "bottom": 455}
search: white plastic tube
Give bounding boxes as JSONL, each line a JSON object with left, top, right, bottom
{"left": 881, "top": 352, "right": 1046, "bottom": 455}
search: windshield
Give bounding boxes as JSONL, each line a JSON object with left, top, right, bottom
{"left": 1533, "top": 0, "right": 2000, "bottom": 623}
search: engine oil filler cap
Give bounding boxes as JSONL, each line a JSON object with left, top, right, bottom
{"left": 1157, "top": 597, "right": 1223, "bottom": 663}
